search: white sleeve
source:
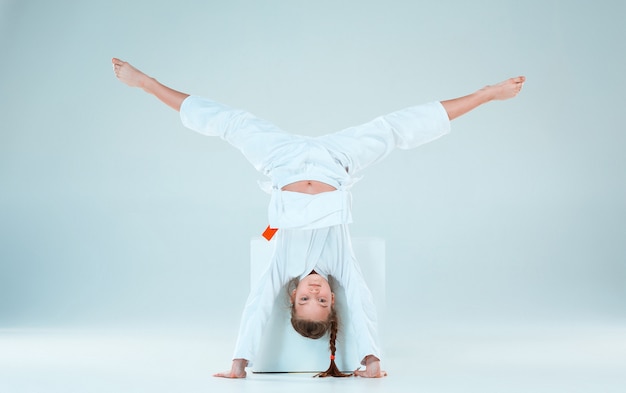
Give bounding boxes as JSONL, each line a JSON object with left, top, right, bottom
{"left": 340, "top": 259, "right": 382, "bottom": 365}
{"left": 231, "top": 257, "right": 288, "bottom": 366}
{"left": 328, "top": 230, "right": 382, "bottom": 364}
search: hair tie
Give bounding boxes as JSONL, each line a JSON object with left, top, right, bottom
{"left": 330, "top": 355, "right": 335, "bottom": 360}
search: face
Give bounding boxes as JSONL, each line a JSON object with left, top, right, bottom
{"left": 291, "top": 273, "right": 335, "bottom": 322}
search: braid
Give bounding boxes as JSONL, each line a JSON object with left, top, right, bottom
{"left": 313, "top": 309, "right": 352, "bottom": 378}
{"left": 329, "top": 316, "right": 338, "bottom": 357}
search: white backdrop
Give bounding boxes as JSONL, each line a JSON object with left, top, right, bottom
{"left": 1, "top": 0, "right": 625, "bottom": 336}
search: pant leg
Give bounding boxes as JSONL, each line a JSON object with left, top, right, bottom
{"left": 180, "top": 95, "right": 298, "bottom": 173}
{"left": 317, "top": 101, "right": 451, "bottom": 175}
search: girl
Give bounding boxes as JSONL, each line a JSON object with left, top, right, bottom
{"left": 112, "top": 58, "right": 524, "bottom": 378}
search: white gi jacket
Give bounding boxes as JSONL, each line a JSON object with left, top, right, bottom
{"left": 180, "top": 95, "right": 451, "bottom": 365}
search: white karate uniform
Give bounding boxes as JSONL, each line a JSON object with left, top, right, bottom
{"left": 179, "top": 95, "right": 450, "bottom": 365}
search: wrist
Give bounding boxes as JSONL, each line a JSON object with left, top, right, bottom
{"left": 364, "top": 355, "right": 380, "bottom": 365}
{"left": 233, "top": 358, "right": 248, "bottom": 367}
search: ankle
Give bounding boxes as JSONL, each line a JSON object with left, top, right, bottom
{"left": 476, "top": 86, "right": 496, "bottom": 103}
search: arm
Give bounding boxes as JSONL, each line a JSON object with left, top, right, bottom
{"left": 214, "top": 250, "right": 290, "bottom": 378}
{"left": 342, "top": 274, "right": 387, "bottom": 378}
{"left": 441, "top": 76, "right": 525, "bottom": 120}
{"left": 112, "top": 58, "right": 189, "bottom": 111}
{"left": 336, "top": 254, "right": 386, "bottom": 378}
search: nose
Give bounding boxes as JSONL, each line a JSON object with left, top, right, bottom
{"left": 308, "top": 287, "right": 320, "bottom": 294}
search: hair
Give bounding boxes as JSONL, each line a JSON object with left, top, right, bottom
{"left": 288, "top": 277, "right": 352, "bottom": 378}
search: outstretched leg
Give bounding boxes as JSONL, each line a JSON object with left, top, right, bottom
{"left": 111, "top": 58, "right": 296, "bottom": 183}
{"left": 441, "top": 76, "right": 526, "bottom": 120}
{"left": 319, "top": 76, "right": 526, "bottom": 176}
{"left": 112, "top": 58, "right": 189, "bottom": 111}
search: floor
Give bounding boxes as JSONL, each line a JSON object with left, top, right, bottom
{"left": 1, "top": 323, "right": 625, "bottom": 393}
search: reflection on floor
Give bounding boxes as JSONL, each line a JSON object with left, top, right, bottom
{"left": 1, "top": 323, "right": 625, "bottom": 393}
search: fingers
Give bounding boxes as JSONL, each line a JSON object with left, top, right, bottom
{"left": 353, "top": 369, "right": 388, "bottom": 378}
{"left": 213, "top": 371, "right": 247, "bottom": 378}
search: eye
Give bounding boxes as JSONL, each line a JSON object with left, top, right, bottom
{"left": 300, "top": 296, "right": 309, "bottom": 301}
{"left": 318, "top": 298, "right": 327, "bottom": 303}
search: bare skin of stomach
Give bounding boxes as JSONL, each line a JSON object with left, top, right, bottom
{"left": 281, "top": 180, "right": 337, "bottom": 194}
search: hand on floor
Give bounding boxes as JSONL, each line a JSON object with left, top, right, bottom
{"left": 213, "top": 358, "right": 248, "bottom": 378}
{"left": 353, "top": 355, "right": 387, "bottom": 378}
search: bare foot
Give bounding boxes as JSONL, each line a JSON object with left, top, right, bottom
{"left": 111, "top": 58, "right": 151, "bottom": 89}
{"left": 483, "top": 76, "right": 526, "bottom": 101}
{"left": 213, "top": 359, "right": 248, "bottom": 379}
{"left": 353, "top": 356, "right": 387, "bottom": 378}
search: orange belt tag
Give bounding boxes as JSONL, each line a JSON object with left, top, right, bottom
{"left": 262, "top": 225, "right": 278, "bottom": 241}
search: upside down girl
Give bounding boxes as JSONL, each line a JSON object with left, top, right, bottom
{"left": 112, "top": 57, "right": 524, "bottom": 378}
